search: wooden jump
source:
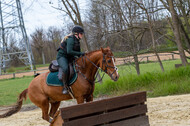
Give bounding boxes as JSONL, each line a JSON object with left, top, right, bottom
{"left": 57, "top": 91, "right": 149, "bottom": 126}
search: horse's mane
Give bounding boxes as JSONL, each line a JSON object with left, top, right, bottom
{"left": 76, "top": 47, "right": 112, "bottom": 62}
{"left": 85, "top": 47, "right": 111, "bottom": 56}
{"left": 75, "top": 49, "right": 100, "bottom": 63}
{"left": 85, "top": 49, "right": 101, "bottom": 56}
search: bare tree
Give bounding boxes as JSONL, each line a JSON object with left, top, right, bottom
{"left": 91, "top": 0, "right": 162, "bottom": 75}
{"left": 30, "top": 28, "right": 47, "bottom": 64}
{"left": 134, "top": 0, "right": 165, "bottom": 72}
{"left": 87, "top": 2, "right": 106, "bottom": 50}
{"left": 46, "top": 26, "right": 64, "bottom": 61}
{"left": 176, "top": 0, "right": 190, "bottom": 52}
{"left": 167, "top": 0, "right": 188, "bottom": 66}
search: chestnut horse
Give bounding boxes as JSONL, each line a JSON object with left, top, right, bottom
{"left": 0, "top": 47, "right": 119, "bottom": 122}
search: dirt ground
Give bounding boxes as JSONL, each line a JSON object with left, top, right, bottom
{"left": 0, "top": 94, "right": 190, "bottom": 126}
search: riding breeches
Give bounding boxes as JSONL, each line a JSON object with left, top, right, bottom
{"left": 57, "top": 56, "right": 68, "bottom": 74}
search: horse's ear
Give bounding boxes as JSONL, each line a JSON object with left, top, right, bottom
{"left": 100, "top": 47, "right": 105, "bottom": 53}
{"left": 107, "top": 46, "right": 110, "bottom": 50}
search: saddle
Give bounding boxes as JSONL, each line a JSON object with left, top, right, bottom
{"left": 49, "top": 60, "right": 75, "bottom": 80}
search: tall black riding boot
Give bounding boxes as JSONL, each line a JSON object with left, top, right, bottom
{"left": 62, "top": 72, "right": 68, "bottom": 94}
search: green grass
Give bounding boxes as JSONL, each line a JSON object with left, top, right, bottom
{"left": 94, "top": 64, "right": 190, "bottom": 98}
{"left": 100, "top": 59, "right": 186, "bottom": 81}
{"left": 0, "top": 77, "right": 33, "bottom": 106}
{"left": 118, "top": 59, "right": 188, "bottom": 74}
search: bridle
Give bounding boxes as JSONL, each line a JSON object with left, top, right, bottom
{"left": 75, "top": 53, "right": 118, "bottom": 84}
{"left": 102, "top": 54, "right": 118, "bottom": 79}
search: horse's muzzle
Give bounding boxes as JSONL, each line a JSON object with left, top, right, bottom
{"left": 112, "top": 74, "right": 119, "bottom": 81}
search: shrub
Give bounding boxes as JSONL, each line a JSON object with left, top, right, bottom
{"left": 7, "top": 67, "right": 16, "bottom": 73}
{"left": 24, "top": 66, "right": 31, "bottom": 70}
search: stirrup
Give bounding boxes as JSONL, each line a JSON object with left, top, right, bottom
{"left": 62, "top": 87, "right": 68, "bottom": 94}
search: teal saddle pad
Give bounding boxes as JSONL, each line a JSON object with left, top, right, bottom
{"left": 46, "top": 65, "right": 77, "bottom": 86}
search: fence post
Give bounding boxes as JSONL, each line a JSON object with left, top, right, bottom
{"left": 34, "top": 70, "right": 36, "bottom": 75}
{"left": 13, "top": 73, "right": 15, "bottom": 78}
{"left": 172, "top": 54, "right": 174, "bottom": 60}
{"left": 123, "top": 59, "right": 126, "bottom": 64}
{"left": 146, "top": 56, "right": 149, "bottom": 62}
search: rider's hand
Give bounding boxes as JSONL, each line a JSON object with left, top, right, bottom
{"left": 81, "top": 52, "right": 85, "bottom": 56}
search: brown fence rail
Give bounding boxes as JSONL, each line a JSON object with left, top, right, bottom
{"left": 0, "top": 68, "right": 48, "bottom": 79}
{"left": 117, "top": 53, "right": 176, "bottom": 65}
{"left": 60, "top": 91, "right": 149, "bottom": 126}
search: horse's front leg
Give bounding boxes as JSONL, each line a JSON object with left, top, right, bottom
{"left": 76, "top": 97, "right": 85, "bottom": 104}
{"left": 86, "top": 94, "right": 93, "bottom": 102}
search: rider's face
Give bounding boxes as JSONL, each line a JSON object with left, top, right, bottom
{"left": 78, "top": 33, "right": 83, "bottom": 39}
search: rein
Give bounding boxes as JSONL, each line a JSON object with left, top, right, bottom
{"left": 75, "top": 54, "right": 117, "bottom": 84}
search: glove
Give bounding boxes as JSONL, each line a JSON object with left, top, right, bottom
{"left": 81, "top": 52, "right": 85, "bottom": 56}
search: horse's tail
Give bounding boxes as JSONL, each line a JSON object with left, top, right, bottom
{"left": 0, "top": 89, "right": 28, "bottom": 118}
{"left": 34, "top": 73, "right": 40, "bottom": 77}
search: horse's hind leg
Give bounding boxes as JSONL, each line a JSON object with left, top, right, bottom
{"left": 49, "top": 101, "right": 60, "bottom": 118}
{"left": 28, "top": 90, "right": 50, "bottom": 122}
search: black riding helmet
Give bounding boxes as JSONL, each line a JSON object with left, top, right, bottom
{"left": 72, "top": 25, "right": 84, "bottom": 34}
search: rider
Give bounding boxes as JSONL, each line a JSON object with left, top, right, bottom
{"left": 57, "top": 25, "right": 85, "bottom": 94}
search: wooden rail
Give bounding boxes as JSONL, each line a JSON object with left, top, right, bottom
{"left": 117, "top": 53, "right": 176, "bottom": 64}
{"left": 59, "top": 91, "right": 149, "bottom": 126}
{"left": 0, "top": 68, "right": 48, "bottom": 79}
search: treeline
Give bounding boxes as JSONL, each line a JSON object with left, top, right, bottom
{"left": 7, "top": 0, "right": 190, "bottom": 75}
{"left": 30, "top": 27, "right": 65, "bottom": 64}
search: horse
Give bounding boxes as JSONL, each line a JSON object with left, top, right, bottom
{"left": 0, "top": 47, "right": 119, "bottom": 123}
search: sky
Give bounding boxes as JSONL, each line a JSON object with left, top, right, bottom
{"left": 21, "top": 0, "right": 89, "bottom": 35}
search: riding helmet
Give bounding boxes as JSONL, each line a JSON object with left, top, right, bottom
{"left": 72, "top": 25, "right": 84, "bottom": 34}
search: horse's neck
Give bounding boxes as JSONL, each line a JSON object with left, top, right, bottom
{"left": 78, "top": 51, "right": 102, "bottom": 82}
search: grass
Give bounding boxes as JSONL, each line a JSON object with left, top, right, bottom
{"left": 118, "top": 59, "right": 185, "bottom": 74}
{"left": 0, "top": 77, "right": 33, "bottom": 106}
{"left": 94, "top": 64, "right": 190, "bottom": 98}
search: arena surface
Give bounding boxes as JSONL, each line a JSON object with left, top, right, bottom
{"left": 0, "top": 94, "right": 190, "bottom": 126}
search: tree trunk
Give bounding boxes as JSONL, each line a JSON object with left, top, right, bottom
{"left": 133, "top": 54, "right": 140, "bottom": 75}
{"left": 168, "top": 0, "right": 188, "bottom": 66}
{"left": 178, "top": 0, "right": 190, "bottom": 34}
{"left": 42, "top": 51, "right": 45, "bottom": 65}
{"left": 81, "top": 32, "right": 89, "bottom": 51}
{"left": 155, "top": 51, "right": 164, "bottom": 72}
{"left": 177, "top": 1, "right": 190, "bottom": 51}
{"left": 148, "top": 18, "right": 164, "bottom": 72}
{"left": 0, "top": 49, "right": 2, "bottom": 75}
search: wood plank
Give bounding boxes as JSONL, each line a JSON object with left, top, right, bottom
{"left": 108, "top": 115, "right": 149, "bottom": 126}
{"left": 105, "top": 92, "right": 146, "bottom": 111}
{"left": 62, "top": 104, "right": 147, "bottom": 126}
{"left": 61, "top": 91, "right": 146, "bottom": 119}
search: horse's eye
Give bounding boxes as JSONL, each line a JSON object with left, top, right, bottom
{"left": 107, "top": 60, "right": 111, "bottom": 63}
